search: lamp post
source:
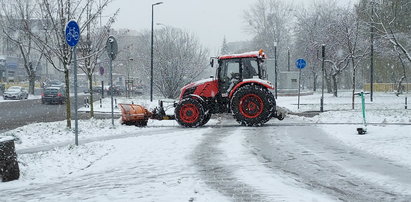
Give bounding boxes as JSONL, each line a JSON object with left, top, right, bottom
{"left": 150, "top": 2, "right": 163, "bottom": 102}
{"left": 127, "top": 58, "right": 134, "bottom": 98}
{"left": 274, "top": 41, "right": 278, "bottom": 99}
{"left": 370, "top": 0, "right": 375, "bottom": 102}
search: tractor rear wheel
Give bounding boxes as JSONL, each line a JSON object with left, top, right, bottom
{"left": 175, "top": 98, "right": 205, "bottom": 127}
{"left": 230, "top": 85, "right": 275, "bottom": 126}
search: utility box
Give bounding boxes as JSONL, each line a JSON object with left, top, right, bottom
{"left": 279, "top": 71, "right": 299, "bottom": 90}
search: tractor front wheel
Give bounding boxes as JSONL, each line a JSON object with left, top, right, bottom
{"left": 231, "top": 85, "right": 275, "bottom": 126}
{"left": 175, "top": 98, "right": 205, "bottom": 127}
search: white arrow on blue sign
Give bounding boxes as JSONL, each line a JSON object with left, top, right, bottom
{"left": 295, "top": 58, "right": 306, "bottom": 69}
{"left": 65, "top": 20, "right": 80, "bottom": 47}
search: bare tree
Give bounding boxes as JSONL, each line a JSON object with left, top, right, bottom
{"left": 0, "top": 0, "right": 45, "bottom": 94}
{"left": 135, "top": 26, "right": 208, "bottom": 99}
{"left": 295, "top": 1, "right": 370, "bottom": 99}
{"left": 244, "top": 0, "right": 293, "bottom": 61}
{"left": 373, "top": 6, "right": 410, "bottom": 94}
{"left": 77, "top": 4, "right": 118, "bottom": 118}
{"left": 357, "top": 0, "right": 411, "bottom": 94}
{"left": 30, "top": 0, "right": 112, "bottom": 128}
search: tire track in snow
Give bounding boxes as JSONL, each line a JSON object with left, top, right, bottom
{"left": 246, "top": 126, "right": 411, "bottom": 201}
{"left": 192, "top": 126, "right": 266, "bottom": 201}
{"left": 192, "top": 120, "right": 333, "bottom": 201}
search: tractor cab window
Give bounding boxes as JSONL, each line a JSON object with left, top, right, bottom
{"left": 242, "top": 58, "right": 259, "bottom": 79}
{"left": 218, "top": 59, "right": 240, "bottom": 94}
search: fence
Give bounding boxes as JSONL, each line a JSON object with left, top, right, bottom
{"left": 363, "top": 83, "right": 411, "bottom": 92}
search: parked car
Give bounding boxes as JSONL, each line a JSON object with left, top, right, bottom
{"left": 44, "top": 80, "right": 65, "bottom": 88}
{"left": 41, "top": 86, "right": 66, "bottom": 104}
{"left": 3, "top": 86, "right": 28, "bottom": 100}
{"left": 107, "top": 85, "right": 123, "bottom": 96}
{"left": 133, "top": 86, "right": 144, "bottom": 95}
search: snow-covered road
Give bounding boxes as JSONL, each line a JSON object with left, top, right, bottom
{"left": 246, "top": 125, "right": 411, "bottom": 201}
{"left": 1, "top": 90, "right": 411, "bottom": 201}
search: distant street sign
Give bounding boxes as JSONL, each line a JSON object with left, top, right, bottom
{"left": 65, "top": 20, "right": 80, "bottom": 47}
{"left": 106, "top": 36, "right": 118, "bottom": 60}
{"left": 295, "top": 58, "right": 306, "bottom": 69}
{"left": 99, "top": 66, "right": 104, "bottom": 76}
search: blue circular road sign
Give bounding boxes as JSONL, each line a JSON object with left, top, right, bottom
{"left": 295, "top": 58, "right": 306, "bottom": 69}
{"left": 65, "top": 20, "right": 80, "bottom": 47}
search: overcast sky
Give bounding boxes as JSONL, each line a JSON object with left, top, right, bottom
{"left": 104, "top": 0, "right": 357, "bottom": 55}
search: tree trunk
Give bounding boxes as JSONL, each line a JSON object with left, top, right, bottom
{"left": 332, "top": 74, "right": 338, "bottom": 97}
{"left": 352, "top": 64, "right": 356, "bottom": 110}
{"left": 29, "top": 73, "right": 36, "bottom": 95}
{"left": 88, "top": 74, "right": 94, "bottom": 118}
{"left": 0, "top": 137, "right": 20, "bottom": 182}
{"left": 64, "top": 68, "right": 71, "bottom": 128}
{"left": 396, "top": 53, "right": 407, "bottom": 96}
{"left": 325, "top": 76, "right": 333, "bottom": 93}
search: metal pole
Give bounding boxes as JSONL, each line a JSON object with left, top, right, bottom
{"left": 73, "top": 46, "right": 78, "bottom": 146}
{"left": 101, "top": 80, "right": 104, "bottom": 98}
{"left": 287, "top": 48, "right": 290, "bottom": 72}
{"left": 110, "top": 47, "right": 114, "bottom": 127}
{"left": 321, "top": 44, "right": 325, "bottom": 112}
{"left": 370, "top": 0, "right": 374, "bottom": 102}
{"left": 150, "top": 4, "right": 154, "bottom": 102}
{"left": 298, "top": 68, "right": 301, "bottom": 109}
{"left": 274, "top": 44, "right": 278, "bottom": 99}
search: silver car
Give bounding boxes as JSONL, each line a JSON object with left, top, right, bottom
{"left": 3, "top": 86, "right": 29, "bottom": 100}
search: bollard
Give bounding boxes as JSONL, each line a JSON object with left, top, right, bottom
{"left": 84, "top": 97, "right": 89, "bottom": 108}
{"left": 320, "top": 97, "right": 324, "bottom": 112}
{"left": 406, "top": 97, "right": 408, "bottom": 109}
{"left": 100, "top": 98, "right": 102, "bottom": 108}
{"left": 115, "top": 98, "right": 117, "bottom": 108}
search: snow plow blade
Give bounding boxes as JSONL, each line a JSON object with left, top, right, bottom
{"left": 118, "top": 103, "right": 152, "bottom": 127}
{"left": 118, "top": 101, "right": 175, "bottom": 127}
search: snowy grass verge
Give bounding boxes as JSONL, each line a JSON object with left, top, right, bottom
{"left": 1, "top": 128, "right": 228, "bottom": 202}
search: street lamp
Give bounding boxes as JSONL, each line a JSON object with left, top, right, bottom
{"left": 127, "top": 58, "right": 134, "bottom": 98}
{"left": 150, "top": 1, "right": 163, "bottom": 102}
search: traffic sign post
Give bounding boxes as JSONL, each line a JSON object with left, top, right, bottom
{"left": 295, "top": 59, "right": 306, "bottom": 110}
{"left": 106, "top": 36, "right": 118, "bottom": 127}
{"left": 65, "top": 20, "right": 80, "bottom": 146}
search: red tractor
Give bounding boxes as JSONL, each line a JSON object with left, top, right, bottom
{"left": 175, "top": 49, "right": 284, "bottom": 127}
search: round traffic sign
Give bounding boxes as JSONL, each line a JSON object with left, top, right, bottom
{"left": 295, "top": 58, "right": 306, "bottom": 69}
{"left": 106, "top": 36, "right": 118, "bottom": 60}
{"left": 65, "top": 20, "right": 80, "bottom": 47}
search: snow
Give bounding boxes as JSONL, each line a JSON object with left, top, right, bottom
{"left": 0, "top": 94, "right": 41, "bottom": 102}
{"left": 220, "top": 132, "right": 334, "bottom": 201}
{"left": 0, "top": 136, "right": 15, "bottom": 142}
{"left": 1, "top": 91, "right": 411, "bottom": 201}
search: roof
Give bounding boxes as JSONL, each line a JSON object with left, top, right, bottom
{"left": 218, "top": 50, "right": 266, "bottom": 60}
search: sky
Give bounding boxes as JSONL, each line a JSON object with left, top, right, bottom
{"left": 104, "top": 0, "right": 357, "bottom": 55}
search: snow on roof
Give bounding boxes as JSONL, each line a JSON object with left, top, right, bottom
{"left": 218, "top": 50, "right": 266, "bottom": 60}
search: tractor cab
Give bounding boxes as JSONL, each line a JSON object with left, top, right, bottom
{"left": 215, "top": 50, "right": 267, "bottom": 96}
